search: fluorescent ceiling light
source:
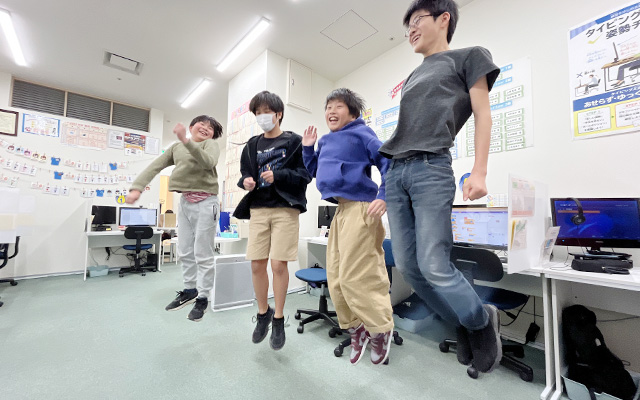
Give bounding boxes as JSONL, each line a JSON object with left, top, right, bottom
{"left": 0, "top": 9, "right": 26, "bottom": 66}
{"left": 181, "top": 79, "right": 211, "bottom": 108}
{"left": 216, "top": 17, "right": 270, "bottom": 72}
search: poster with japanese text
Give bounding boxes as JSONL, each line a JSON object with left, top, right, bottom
{"left": 61, "top": 122, "right": 107, "bottom": 150}
{"left": 461, "top": 57, "right": 534, "bottom": 157}
{"left": 22, "top": 114, "right": 60, "bottom": 138}
{"left": 569, "top": 2, "right": 640, "bottom": 139}
{"left": 224, "top": 100, "right": 258, "bottom": 211}
{"left": 124, "top": 132, "right": 146, "bottom": 154}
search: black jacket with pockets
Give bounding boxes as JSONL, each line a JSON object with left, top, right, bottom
{"left": 234, "top": 131, "right": 311, "bottom": 219}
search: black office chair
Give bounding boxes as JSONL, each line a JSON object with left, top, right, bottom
{"left": 0, "top": 237, "right": 20, "bottom": 307}
{"left": 119, "top": 226, "right": 156, "bottom": 277}
{"left": 294, "top": 267, "right": 340, "bottom": 333}
{"left": 439, "top": 245, "right": 534, "bottom": 382}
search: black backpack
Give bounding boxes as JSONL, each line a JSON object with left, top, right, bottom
{"left": 562, "top": 305, "right": 637, "bottom": 400}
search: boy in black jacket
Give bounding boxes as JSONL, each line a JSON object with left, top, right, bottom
{"left": 237, "top": 91, "right": 311, "bottom": 350}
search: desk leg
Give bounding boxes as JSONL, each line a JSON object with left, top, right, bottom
{"left": 156, "top": 235, "right": 162, "bottom": 272}
{"left": 84, "top": 237, "right": 89, "bottom": 281}
{"left": 541, "top": 277, "right": 556, "bottom": 400}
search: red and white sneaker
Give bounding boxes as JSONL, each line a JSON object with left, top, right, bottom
{"left": 348, "top": 323, "right": 369, "bottom": 365}
{"left": 368, "top": 330, "right": 392, "bottom": 365}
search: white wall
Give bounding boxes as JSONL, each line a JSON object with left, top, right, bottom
{"left": 0, "top": 71, "right": 164, "bottom": 277}
{"left": 336, "top": 0, "right": 640, "bottom": 365}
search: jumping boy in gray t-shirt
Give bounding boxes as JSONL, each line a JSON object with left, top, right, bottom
{"left": 379, "top": 0, "right": 502, "bottom": 374}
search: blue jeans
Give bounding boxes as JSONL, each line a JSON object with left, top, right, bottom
{"left": 386, "top": 153, "right": 488, "bottom": 331}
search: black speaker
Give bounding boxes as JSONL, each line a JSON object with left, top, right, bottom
{"left": 146, "top": 253, "right": 158, "bottom": 267}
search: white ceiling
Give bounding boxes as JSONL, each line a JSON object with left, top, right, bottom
{"left": 0, "top": 0, "right": 473, "bottom": 143}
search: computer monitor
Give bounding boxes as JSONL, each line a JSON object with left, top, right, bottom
{"left": 318, "top": 205, "right": 337, "bottom": 228}
{"left": 91, "top": 205, "right": 117, "bottom": 227}
{"left": 119, "top": 207, "right": 158, "bottom": 226}
{"left": 451, "top": 206, "right": 509, "bottom": 250}
{"left": 550, "top": 198, "right": 640, "bottom": 250}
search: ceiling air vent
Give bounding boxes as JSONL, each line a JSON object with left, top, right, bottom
{"left": 103, "top": 52, "right": 143, "bottom": 75}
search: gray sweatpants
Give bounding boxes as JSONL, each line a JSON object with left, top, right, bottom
{"left": 177, "top": 195, "right": 219, "bottom": 299}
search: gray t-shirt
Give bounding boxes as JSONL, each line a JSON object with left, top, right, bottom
{"left": 379, "top": 46, "right": 500, "bottom": 159}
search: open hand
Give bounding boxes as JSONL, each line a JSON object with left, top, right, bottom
{"left": 302, "top": 126, "right": 317, "bottom": 147}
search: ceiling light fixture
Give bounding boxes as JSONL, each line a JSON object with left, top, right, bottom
{"left": 216, "top": 17, "right": 270, "bottom": 72}
{"left": 0, "top": 9, "right": 26, "bottom": 66}
{"left": 181, "top": 79, "right": 211, "bottom": 108}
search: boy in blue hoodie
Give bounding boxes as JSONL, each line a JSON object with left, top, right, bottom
{"left": 302, "top": 88, "right": 394, "bottom": 366}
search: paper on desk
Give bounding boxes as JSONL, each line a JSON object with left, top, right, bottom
{"left": 510, "top": 219, "right": 528, "bottom": 250}
{"left": 510, "top": 177, "right": 535, "bottom": 217}
{"left": 0, "top": 230, "right": 17, "bottom": 243}
{"left": 539, "top": 226, "right": 560, "bottom": 266}
{"left": 0, "top": 187, "right": 19, "bottom": 213}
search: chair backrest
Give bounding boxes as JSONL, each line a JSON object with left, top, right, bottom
{"left": 449, "top": 245, "right": 503, "bottom": 283}
{"left": 382, "top": 238, "right": 394, "bottom": 267}
{"left": 124, "top": 226, "right": 154, "bottom": 240}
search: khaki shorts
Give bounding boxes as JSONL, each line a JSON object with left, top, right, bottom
{"left": 246, "top": 207, "right": 300, "bottom": 261}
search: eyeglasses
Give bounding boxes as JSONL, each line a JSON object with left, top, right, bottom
{"left": 404, "top": 13, "right": 441, "bottom": 37}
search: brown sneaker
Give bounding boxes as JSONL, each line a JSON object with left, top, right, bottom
{"left": 348, "top": 323, "right": 369, "bottom": 365}
{"left": 368, "top": 330, "right": 392, "bottom": 365}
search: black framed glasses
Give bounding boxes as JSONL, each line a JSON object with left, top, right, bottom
{"left": 404, "top": 12, "right": 443, "bottom": 37}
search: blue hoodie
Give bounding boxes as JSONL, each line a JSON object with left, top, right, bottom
{"left": 303, "top": 118, "right": 389, "bottom": 204}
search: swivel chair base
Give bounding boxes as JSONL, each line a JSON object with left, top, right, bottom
{"left": 294, "top": 289, "right": 340, "bottom": 333}
{"left": 439, "top": 338, "right": 534, "bottom": 381}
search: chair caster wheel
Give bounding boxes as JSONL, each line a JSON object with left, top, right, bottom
{"left": 520, "top": 371, "right": 534, "bottom": 382}
{"left": 297, "top": 325, "right": 304, "bottom": 334}
{"left": 467, "top": 366, "right": 479, "bottom": 379}
{"left": 119, "top": 274, "right": 124, "bottom": 277}
{"left": 394, "top": 333, "right": 403, "bottom": 345}
{"left": 294, "top": 312, "right": 301, "bottom": 320}
{"left": 10, "top": 281, "right": 18, "bottom": 286}
{"left": 142, "top": 273, "right": 146, "bottom": 276}
{"left": 334, "top": 347, "right": 343, "bottom": 357}
{"left": 439, "top": 342, "right": 450, "bottom": 353}
{"left": 383, "top": 358, "right": 390, "bottom": 365}
{"left": 328, "top": 327, "right": 341, "bottom": 338}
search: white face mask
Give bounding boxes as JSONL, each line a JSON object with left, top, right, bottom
{"left": 256, "top": 113, "right": 276, "bottom": 132}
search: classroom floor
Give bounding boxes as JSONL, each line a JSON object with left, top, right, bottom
{"left": 0, "top": 263, "right": 550, "bottom": 400}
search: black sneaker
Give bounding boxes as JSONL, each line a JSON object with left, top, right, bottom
{"left": 456, "top": 326, "right": 473, "bottom": 365}
{"left": 252, "top": 306, "right": 274, "bottom": 343}
{"left": 165, "top": 289, "right": 198, "bottom": 311}
{"left": 468, "top": 304, "right": 503, "bottom": 373}
{"left": 187, "top": 297, "right": 208, "bottom": 322}
{"left": 270, "top": 316, "right": 286, "bottom": 350}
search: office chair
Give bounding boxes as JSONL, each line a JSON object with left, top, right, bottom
{"left": 294, "top": 267, "right": 340, "bottom": 333}
{"left": 0, "top": 237, "right": 20, "bottom": 307}
{"left": 119, "top": 226, "right": 156, "bottom": 277}
{"left": 332, "top": 239, "right": 404, "bottom": 359}
{"left": 439, "top": 245, "right": 534, "bottom": 382}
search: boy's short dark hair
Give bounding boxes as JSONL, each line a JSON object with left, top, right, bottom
{"left": 403, "top": 0, "right": 459, "bottom": 44}
{"left": 249, "top": 91, "right": 285, "bottom": 125}
{"left": 325, "top": 88, "right": 365, "bottom": 119}
{"left": 190, "top": 115, "right": 223, "bottom": 139}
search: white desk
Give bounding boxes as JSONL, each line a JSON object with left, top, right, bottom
{"left": 544, "top": 263, "right": 640, "bottom": 400}
{"left": 85, "top": 230, "right": 163, "bottom": 281}
{"left": 166, "top": 236, "right": 245, "bottom": 263}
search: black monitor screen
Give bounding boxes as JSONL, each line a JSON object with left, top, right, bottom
{"left": 119, "top": 207, "right": 158, "bottom": 226}
{"left": 451, "top": 207, "right": 508, "bottom": 250}
{"left": 92, "top": 205, "right": 117, "bottom": 225}
{"left": 551, "top": 198, "right": 640, "bottom": 249}
{"left": 318, "top": 205, "right": 337, "bottom": 229}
